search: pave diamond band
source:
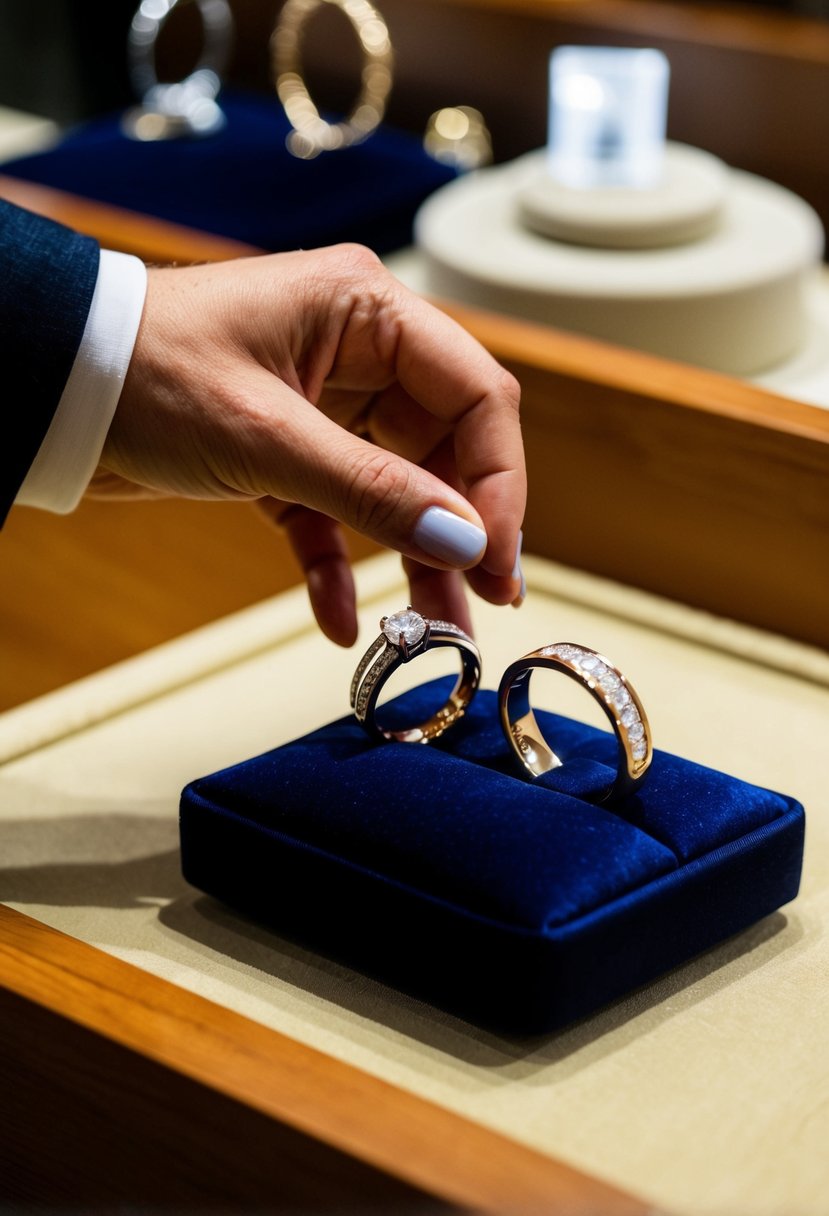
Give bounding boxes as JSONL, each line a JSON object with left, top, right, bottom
{"left": 351, "top": 608, "right": 481, "bottom": 743}
{"left": 498, "top": 642, "right": 653, "bottom": 802}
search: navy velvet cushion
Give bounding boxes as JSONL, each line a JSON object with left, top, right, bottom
{"left": 0, "top": 89, "right": 457, "bottom": 255}
{"left": 179, "top": 679, "right": 805, "bottom": 1034}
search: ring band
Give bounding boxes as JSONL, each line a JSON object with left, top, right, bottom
{"left": 123, "top": 0, "right": 233, "bottom": 140}
{"left": 351, "top": 607, "right": 481, "bottom": 743}
{"left": 272, "top": 0, "right": 394, "bottom": 159}
{"left": 498, "top": 642, "right": 652, "bottom": 802}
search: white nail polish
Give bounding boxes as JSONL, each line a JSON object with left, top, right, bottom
{"left": 512, "top": 529, "right": 526, "bottom": 607}
{"left": 413, "top": 506, "right": 487, "bottom": 566}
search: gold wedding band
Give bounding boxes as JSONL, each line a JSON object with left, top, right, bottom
{"left": 272, "top": 0, "right": 394, "bottom": 159}
{"left": 351, "top": 607, "right": 481, "bottom": 743}
{"left": 499, "top": 642, "right": 653, "bottom": 802}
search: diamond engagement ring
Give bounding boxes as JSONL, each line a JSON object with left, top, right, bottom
{"left": 351, "top": 608, "right": 481, "bottom": 743}
{"left": 498, "top": 643, "right": 653, "bottom": 802}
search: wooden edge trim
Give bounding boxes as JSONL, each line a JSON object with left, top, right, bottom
{"left": 0, "top": 174, "right": 260, "bottom": 265}
{"left": 434, "top": 297, "right": 829, "bottom": 443}
{"left": 0, "top": 904, "right": 652, "bottom": 1216}
{"left": 435, "top": 0, "right": 829, "bottom": 63}
{"left": 3, "top": 169, "right": 828, "bottom": 447}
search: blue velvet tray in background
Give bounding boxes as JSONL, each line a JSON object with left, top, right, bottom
{"left": 0, "top": 89, "right": 457, "bottom": 256}
{"left": 179, "top": 679, "right": 805, "bottom": 1035}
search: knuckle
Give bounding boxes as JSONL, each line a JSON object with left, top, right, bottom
{"left": 330, "top": 242, "right": 383, "bottom": 280}
{"left": 348, "top": 449, "right": 413, "bottom": 535}
{"left": 316, "top": 244, "right": 398, "bottom": 356}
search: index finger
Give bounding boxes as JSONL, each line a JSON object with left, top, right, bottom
{"left": 390, "top": 287, "right": 526, "bottom": 580}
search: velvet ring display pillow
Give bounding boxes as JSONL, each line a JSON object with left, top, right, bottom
{"left": 179, "top": 678, "right": 805, "bottom": 1035}
{"left": 0, "top": 90, "right": 457, "bottom": 257}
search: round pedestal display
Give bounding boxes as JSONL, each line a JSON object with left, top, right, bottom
{"left": 414, "top": 145, "right": 825, "bottom": 376}
{"left": 518, "top": 143, "right": 729, "bottom": 249}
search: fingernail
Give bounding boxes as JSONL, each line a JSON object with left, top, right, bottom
{"left": 413, "top": 506, "right": 487, "bottom": 566}
{"left": 511, "top": 529, "right": 526, "bottom": 608}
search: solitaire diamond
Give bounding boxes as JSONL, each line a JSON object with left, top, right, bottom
{"left": 383, "top": 609, "right": 426, "bottom": 647}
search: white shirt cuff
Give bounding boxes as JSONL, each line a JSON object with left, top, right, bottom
{"left": 15, "top": 249, "right": 148, "bottom": 514}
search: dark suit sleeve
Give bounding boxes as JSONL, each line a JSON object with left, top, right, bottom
{"left": 0, "top": 198, "right": 100, "bottom": 524}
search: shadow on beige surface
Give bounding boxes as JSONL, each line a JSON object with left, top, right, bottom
{"left": 158, "top": 888, "right": 799, "bottom": 1081}
{"left": 0, "top": 800, "right": 803, "bottom": 1088}
{"left": 0, "top": 798, "right": 803, "bottom": 1076}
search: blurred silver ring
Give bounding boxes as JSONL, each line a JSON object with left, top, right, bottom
{"left": 123, "top": 0, "right": 233, "bottom": 140}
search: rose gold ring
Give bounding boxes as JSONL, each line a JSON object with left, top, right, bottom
{"left": 351, "top": 607, "right": 481, "bottom": 743}
{"left": 498, "top": 642, "right": 652, "bottom": 802}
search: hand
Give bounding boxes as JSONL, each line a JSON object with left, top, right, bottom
{"left": 89, "top": 244, "right": 526, "bottom": 645}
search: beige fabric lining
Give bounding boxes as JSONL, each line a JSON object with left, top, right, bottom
{"left": 1, "top": 552, "right": 827, "bottom": 1216}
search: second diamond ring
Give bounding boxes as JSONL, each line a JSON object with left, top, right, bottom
{"left": 498, "top": 642, "right": 652, "bottom": 802}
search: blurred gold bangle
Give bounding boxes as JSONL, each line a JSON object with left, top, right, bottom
{"left": 271, "top": 0, "right": 393, "bottom": 159}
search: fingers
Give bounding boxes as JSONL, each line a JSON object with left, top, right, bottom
{"left": 257, "top": 499, "right": 358, "bottom": 647}
{"left": 401, "top": 558, "right": 474, "bottom": 638}
{"left": 258, "top": 494, "right": 475, "bottom": 648}
{"left": 325, "top": 268, "right": 526, "bottom": 582}
{"left": 250, "top": 389, "right": 506, "bottom": 630}
{"left": 396, "top": 301, "right": 525, "bottom": 582}
{"left": 245, "top": 371, "right": 490, "bottom": 572}
{"left": 309, "top": 249, "right": 524, "bottom": 584}
{"left": 321, "top": 381, "right": 451, "bottom": 467}
{"left": 421, "top": 434, "right": 522, "bottom": 609}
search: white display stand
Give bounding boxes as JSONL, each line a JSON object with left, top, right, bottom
{"left": 0, "top": 106, "right": 59, "bottom": 161}
{"left": 412, "top": 143, "right": 826, "bottom": 380}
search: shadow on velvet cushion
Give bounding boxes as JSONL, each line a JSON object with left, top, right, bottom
{"left": 0, "top": 89, "right": 458, "bottom": 256}
{"left": 179, "top": 678, "right": 805, "bottom": 1034}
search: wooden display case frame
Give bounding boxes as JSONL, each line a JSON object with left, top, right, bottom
{"left": 2, "top": 0, "right": 827, "bottom": 1203}
{"left": 1, "top": 171, "right": 826, "bottom": 1212}
{"left": 0, "top": 902, "right": 646, "bottom": 1212}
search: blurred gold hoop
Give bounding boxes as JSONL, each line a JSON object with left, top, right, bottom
{"left": 272, "top": 0, "right": 393, "bottom": 159}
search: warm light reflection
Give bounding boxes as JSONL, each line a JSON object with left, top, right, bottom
{"left": 424, "top": 106, "right": 493, "bottom": 172}
{"left": 435, "top": 108, "right": 470, "bottom": 141}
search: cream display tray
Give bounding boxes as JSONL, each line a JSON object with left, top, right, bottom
{"left": 1, "top": 552, "right": 827, "bottom": 1215}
